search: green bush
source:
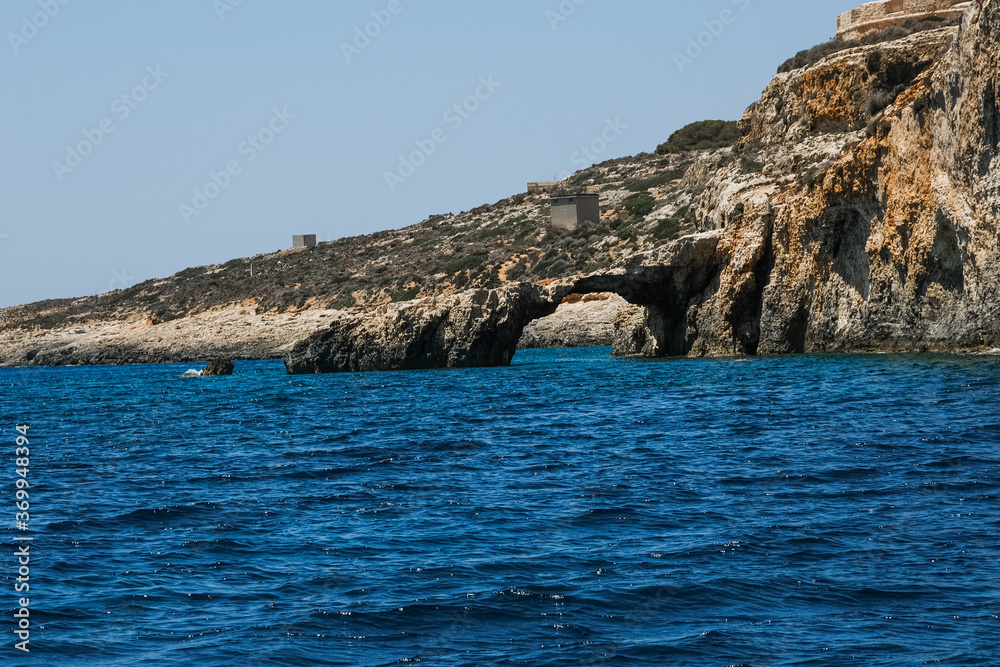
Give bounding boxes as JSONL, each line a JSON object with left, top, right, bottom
{"left": 623, "top": 193, "right": 656, "bottom": 218}
{"left": 479, "top": 226, "right": 508, "bottom": 240}
{"left": 656, "top": 120, "right": 741, "bottom": 155}
{"left": 391, "top": 287, "right": 421, "bottom": 302}
{"left": 624, "top": 166, "right": 689, "bottom": 192}
{"left": 176, "top": 267, "right": 203, "bottom": 282}
{"left": 443, "top": 254, "right": 487, "bottom": 274}
{"left": 506, "top": 262, "right": 527, "bottom": 281}
{"left": 479, "top": 214, "right": 529, "bottom": 240}
{"left": 741, "top": 157, "right": 765, "bottom": 174}
{"left": 652, "top": 217, "right": 681, "bottom": 240}
{"left": 532, "top": 259, "right": 553, "bottom": 275}
{"left": 651, "top": 205, "right": 692, "bottom": 241}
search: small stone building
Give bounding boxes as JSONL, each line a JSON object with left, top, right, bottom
{"left": 527, "top": 181, "right": 559, "bottom": 195}
{"left": 550, "top": 194, "right": 600, "bottom": 232}
{"left": 292, "top": 234, "right": 317, "bottom": 249}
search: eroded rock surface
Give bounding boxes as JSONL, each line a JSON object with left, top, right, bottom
{"left": 689, "top": 4, "right": 1000, "bottom": 355}
{"left": 284, "top": 283, "right": 558, "bottom": 373}
{"left": 287, "top": 2, "right": 1000, "bottom": 371}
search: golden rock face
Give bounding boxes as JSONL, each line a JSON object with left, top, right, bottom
{"left": 685, "top": 1, "right": 1000, "bottom": 357}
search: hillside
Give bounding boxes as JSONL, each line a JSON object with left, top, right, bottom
{"left": 2, "top": 151, "right": 708, "bottom": 329}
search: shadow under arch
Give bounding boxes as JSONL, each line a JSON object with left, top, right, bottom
{"left": 541, "top": 231, "right": 726, "bottom": 358}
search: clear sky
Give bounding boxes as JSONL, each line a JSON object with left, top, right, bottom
{"left": 0, "top": 0, "right": 857, "bottom": 308}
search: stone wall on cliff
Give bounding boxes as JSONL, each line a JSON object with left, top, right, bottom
{"left": 837, "top": 0, "right": 971, "bottom": 40}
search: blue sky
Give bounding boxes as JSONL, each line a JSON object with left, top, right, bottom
{"left": 0, "top": 0, "right": 856, "bottom": 308}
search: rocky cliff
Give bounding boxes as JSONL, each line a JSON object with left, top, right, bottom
{"left": 283, "top": 230, "right": 726, "bottom": 372}
{"left": 686, "top": 3, "right": 1000, "bottom": 356}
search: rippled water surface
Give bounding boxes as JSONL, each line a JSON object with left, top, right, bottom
{"left": 1, "top": 348, "right": 998, "bottom": 665}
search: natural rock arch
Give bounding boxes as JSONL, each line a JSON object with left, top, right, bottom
{"left": 284, "top": 231, "right": 726, "bottom": 374}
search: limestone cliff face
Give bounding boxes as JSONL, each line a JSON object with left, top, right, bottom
{"left": 516, "top": 294, "right": 640, "bottom": 350}
{"left": 682, "top": 3, "right": 1000, "bottom": 356}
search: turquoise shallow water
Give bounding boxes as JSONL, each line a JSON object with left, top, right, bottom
{"left": 0, "top": 348, "right": 998, "bottom": 665}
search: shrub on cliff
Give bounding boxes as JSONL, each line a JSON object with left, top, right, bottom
{"left": 443, "top": 254, "right": 487, "bottom": 274}
{"left": 624, "top": 166, "right": 689, "bottom": 192}
{"left": 656, "top": 120, "right": 740, "bottom": 155}
{"left": 623, "top": 193, "right": 656, "bottom": 218}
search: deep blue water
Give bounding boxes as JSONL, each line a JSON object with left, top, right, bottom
{"left": 0, "top": 348, "right": 998, "bottom": 666}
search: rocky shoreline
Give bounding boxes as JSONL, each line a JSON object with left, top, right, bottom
{"left": 0, "top": 305, "right": 342, "bottom": 368}
{"left": 0, "top": 292, "right": 634, "bottom": 368}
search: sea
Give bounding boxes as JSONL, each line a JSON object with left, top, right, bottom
{"left": 0, "top": 348, "right": 997, "bottom": 666}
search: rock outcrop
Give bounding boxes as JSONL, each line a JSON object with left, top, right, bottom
{"left": 0, "top": 305, "right": 343, "bottom": 368}
{"left": 284, "top": 283, "right": 558, "bottom": 373}
{"left": 287, "top": 2, "right": 1000, "bottom": 371}
{"left": 202, "top": 359, "right": 235, "bottom": 376}
{"left": 517, "top": 294, "right": 644, "bottom": 350}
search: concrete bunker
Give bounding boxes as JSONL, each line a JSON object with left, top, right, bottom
{"left": 550, "top": 194, "right": 600, "bottom": 233}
